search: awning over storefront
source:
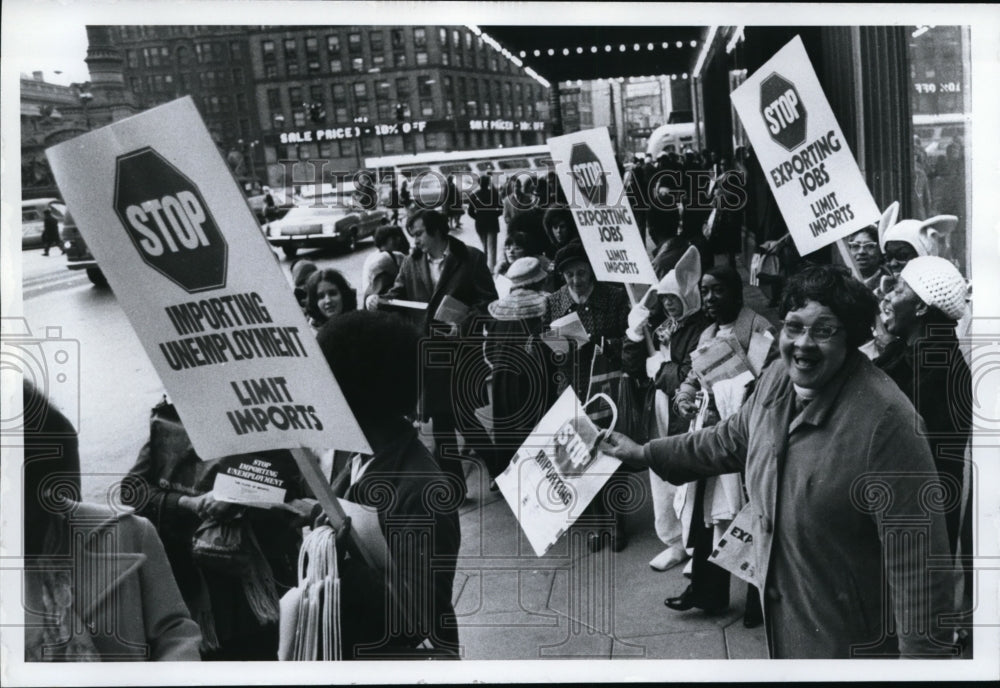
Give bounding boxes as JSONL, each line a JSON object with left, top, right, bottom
{"left": 480, "top": 26, "right": 705, "bottom": 82}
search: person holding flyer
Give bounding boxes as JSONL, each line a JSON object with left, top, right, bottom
{"left": 316, "top": 311, "right": 461, "bottom": 658}
{"left": 603, "top": 264, "right": 957, "bottom": 659}
{"left": 543, "top": 240, "right": 631, "bottom": 552}
{"left": 622, "top": 246, "right": 712, "bottom": 572}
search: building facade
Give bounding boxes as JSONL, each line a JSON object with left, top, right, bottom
{"left": 249, "top": 25, "right": 551, "bottom": 182}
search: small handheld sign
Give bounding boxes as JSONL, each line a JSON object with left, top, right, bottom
{"left": 46, "top": 97, "right": 370, "bottom": 463}
{"left": 547, "top": 127, "right": 657, "bottom": 285}
{"left": 730, "top": 36, "right": 881, "bottom": 255}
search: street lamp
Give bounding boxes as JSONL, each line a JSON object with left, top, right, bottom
{"left": 74, "top": 83, "right": 94, "bottom": 129}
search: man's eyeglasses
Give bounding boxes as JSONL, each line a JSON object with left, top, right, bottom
{"left": 781, "top": 320, "right": 841, "bottom": 342}
{"left": 848, "top": 241, "right": 879, "bottom": 253}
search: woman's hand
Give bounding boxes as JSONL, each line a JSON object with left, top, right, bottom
{"left": 676, "top": 396, "right": 699, "bottom": 420}
{"left": 601, "top": 431, "right": 647, "bottom": 468}
{"left": 180, "top": 493, "right": 244, "bottom": 522}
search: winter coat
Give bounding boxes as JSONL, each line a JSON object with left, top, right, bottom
{"left": 336, "top": 422, "right": 462, "bottom": 657}
{"left": 387, "top": 236, "right": 498, "bottom": 418}
{"left": 484, "top": 314, "right": 560, "bottom": 460}
{"left": 542, "top": 282, "right": 629, "bottom": 401}
{"left": 24, "top": 502, "right": 202, "bottom": 661}
{"left": 467, "top": 187, "right": 503, "bottom": 236}
{"left": 387, "top": 236, "right": 497, "bottom": 336}
{"left": 644, "top": 352, "right": 957, "bottom": 658}
{"left": 875, "top": 320, "right": 972, "bottom": 552}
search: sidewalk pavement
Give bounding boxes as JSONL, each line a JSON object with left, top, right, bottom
{"left": 444, "top": 268, "right": 778, "bottom": 660}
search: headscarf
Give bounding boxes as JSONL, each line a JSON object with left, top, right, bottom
{"left": 652, "top": 245, "right": 702, "bottom": 344}
{"left": 877, "top": 200, "right": 958, "bottom": 257}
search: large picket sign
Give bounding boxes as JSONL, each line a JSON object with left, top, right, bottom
{"left": 47, "top": 97, "right": 370, "bottom": 459}
{"left": 548, "top": 127, "right": 657, "bottom": 285}
{"left": 731, "top": 36, "right": 881, "bottom": 255}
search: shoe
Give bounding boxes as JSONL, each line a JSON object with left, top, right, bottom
{"left": 649, "top": 546, "right": 689, "bottom": 572}
{"left": 664, "top": 585, "right": 727, "bottom": 615}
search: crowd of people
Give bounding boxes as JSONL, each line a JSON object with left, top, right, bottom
{"left": 22, "top": 145, "right": 974, "bottom": 661}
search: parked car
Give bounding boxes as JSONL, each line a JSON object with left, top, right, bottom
{"left": 21, "top": 198, "right": 64, "bottom": 249}
{"left": 58, "top": 210, "right": 108, "bottom": 288}
{"left": 264, "top": 204, "right": 389, "bottom": 259}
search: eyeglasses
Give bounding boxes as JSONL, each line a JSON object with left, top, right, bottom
{"left": 781, "top": 320, "right": 841, "bottom": 342}
{"left": 848, "top": 241, "right": 878, "bottom": 252}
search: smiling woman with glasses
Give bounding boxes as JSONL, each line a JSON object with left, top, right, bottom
{"left": 603, "top": 264, "right": 957, "bottom": 658}
{"left": 846, "top": 226, "right": 891, "bottom": 291}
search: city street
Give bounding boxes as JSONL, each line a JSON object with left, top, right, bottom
{"left": 19, "top": 215, "right": 491, "bottom": 504}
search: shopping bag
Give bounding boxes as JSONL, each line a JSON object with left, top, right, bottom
{"left": 494, "top": 387, "right": 621, "bottom": 556}
{"left": 586, "top": 337, "right": 623, "bottom": 424}
{"left": 278, "top": 525, "right": 341, "bottom": 661}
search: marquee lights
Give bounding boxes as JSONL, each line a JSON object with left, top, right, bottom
{"left": 466, "top": 25, "right": 550, "bottom": 88}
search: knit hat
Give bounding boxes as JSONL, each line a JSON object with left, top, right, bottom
{"left": 655, "top": 245, "right": 701, "bottom": 319}
{"left": 877, "top": 200, "right": 958, "bottom": 257}
{"left": 900, "top": 256, "right": 969, "bottom": 320}
{"left": 506, "top": 256, "right": 549, "bottom": 288}
{"left": 554, "top": 240, "right": 591, "bottom": 274}
{"left": 488, "top": 289, "right": 548, "bottom": 321}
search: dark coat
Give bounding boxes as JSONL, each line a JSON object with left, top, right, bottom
{"left": 542, "top": 282, "right": 629, "bottom": 401}
{"left": 467, "top": 186, "right": 502, "bottom": 236}
{"left": 644, "top": 352, "right": 956, "bottom": 658}
{"left": 484, "top": 316, "right": 559, "bottom": 460}
{"left": 875, "top": 321, "right": 972, "bottom": 552}
{"left": 42, "top": 214, "right": 60, "bottom": 244}
{"left": 387, "top": 236, "right": 498, "bottom": 335}
{"left": 338, "top": 422, "right": 462, "bottom": 657}
{"left": 387, "top": 237, "right": 498, "bottom": 417}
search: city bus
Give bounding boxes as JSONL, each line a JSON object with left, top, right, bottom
{"left": 364, "top": 144, "right": 553, "bottom": 206}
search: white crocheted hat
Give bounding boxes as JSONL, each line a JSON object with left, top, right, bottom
{"left": 900, "top": 256, "right": 969, "bottom": 320}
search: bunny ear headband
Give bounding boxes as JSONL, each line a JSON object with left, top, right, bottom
{"left": 878, "top": 200, "right": 959, "bottom": 257}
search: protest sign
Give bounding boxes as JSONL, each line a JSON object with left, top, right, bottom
{"left": 708, "top": 503, "right": 758, "bottom": 586}
{"left": 46, "top": 97, "right": 370, "bottom": 460}
{"left": 547, "top": 127, "right": 657, "bottom": 285}
{"left": 495, "top": 387, "right": 621, "bottom": 556}
{"left": 730, "top": 36, "right": 880, "bottom": 255}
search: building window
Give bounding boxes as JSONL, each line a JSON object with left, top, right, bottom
{"left": 357, "top": 102, "right": 371, "bottom": 118}
{"left": 370, "top": 31, "right": 384, "bottom": 52}
{"left": 415, "top": 51, "right": 428, "bottom": 66}
{"left": 232, "top": 67, "right": 244, "bottom": 84}
{"left": 319, "top": 141, "right": 333, "bottom": 158}
{"left": 265, "top": 63, "right": 278, "bottom": 79}
{"left": 413, "top": 28, "right": 427, "bottom": 48}
{"left": 332, "top": 83, "right": 346, "bottom": 101}
{"left": 445, "top": 100, "right": 454, "bottom": 117}
{"left": 294, "top": 111, "right": 306, "bottom": 127}
{"left": 375, "top": 80, "right": 391, "bottom": 99}
{"left": 418, "top": 75, "right": 434, "bottom": 98}
{"left": 361, "top": 137, "right": 376, "bottom": 155}
{"left": 439, "top": 28, "right": 448, "bottom": 46}
{"left": 396, "top": 77, "right": 411, "bottom": 98}
{"left": 284, "top": 38, "right": 298, "bottom": 75}
{"left": 348, "top": 32, "right": 361, "bottom": 53}
{"left": 310, "top": 85, "right": 324, "bottom": 103}
{"left": 420, "top": 100, "right": 434, "bottom": 116}
{"left": 267, "top": 88, "right": 281, "bottom": 109}
{"left": 263, "top": 40, "right": 275, "bottom": 60}
{"left": 377, "top": 102, "right": 391, "bottom": 119}
{"left": 130, "top": 76, "right": 141, "bottom": 92}
{"left": 353, "top": 82, "right": 368, "bottom": 99}
{"left": 391, "top": 29, "right": 405, "bottom": 48}
{"left": 289, "top": 86, "right": 303, "bottom": 109}
{"left": 503, "top": 83, "right": 513, "bottom": 117}
{"left": 483, "top": 101, "right": 491, "bottom": 117}
{"left": 465, "top": 31, "right": 473, "bottom": 49}
{"left": 335, "top": 105, "right": 348, "bottom": 121}
{"left": 327, "top": 35, "right": 340, "bottom": 55}
{"left": 441, "top": 51, "right": 450, "bottom": 66}
{"left": 394, "top": 50, "right": 407, "bottom": 68}
{"left": 230, "top": 41, "right": 242, "bottom": 60}
{"left": 339, "top": 141, "right": 354, "bottom": 157}
{"left": 329, "top": 58, "right": 343, "bottom": 73}
{"left": 372, "top": 53, "right": 385, "bottom": 69}
{"left": 305, "top": 37, "right": 320, "bottom": 73}
{"left": 352, "top": 57, "right": 365, "bottom": 73}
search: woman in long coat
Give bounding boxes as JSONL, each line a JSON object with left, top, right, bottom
{"left": 605, "top": 265, "right": 957, "bottom": 658}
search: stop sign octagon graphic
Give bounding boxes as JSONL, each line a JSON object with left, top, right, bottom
{"left": 760, "top": 73, "right": 807, "bottom": 152}
{"left": 569, "top": 142, "right": 608, "bottom": 206}
{"left": 113, "top": 147, "right": 228, "bottom": 293}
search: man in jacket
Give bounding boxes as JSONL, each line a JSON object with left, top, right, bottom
{"left": 386, "top": 209, "right": 502, "bottom": 497}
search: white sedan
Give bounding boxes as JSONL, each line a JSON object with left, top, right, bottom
{"left": 264, "top": 204, "right": 389, "bottom": 259}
